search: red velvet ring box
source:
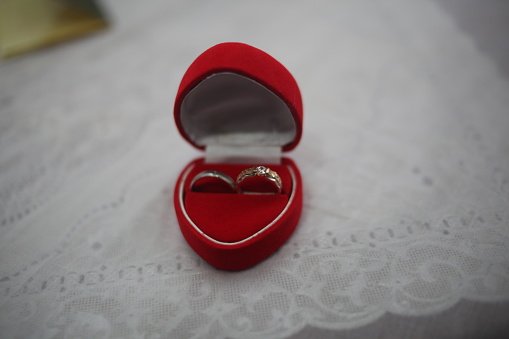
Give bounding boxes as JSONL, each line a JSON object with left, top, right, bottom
{"left": 173, "top": 42, "right": 303, "bottom": 270}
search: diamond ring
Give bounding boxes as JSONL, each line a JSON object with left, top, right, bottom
{"left": 236, "top": 166, "right": 282, "bottom": 194}
{"left": 190, "top": 170, "right": 236, "bottom": 192}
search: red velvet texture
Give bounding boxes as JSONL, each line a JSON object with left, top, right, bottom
{"left": 174, "top": 158, "right": 303, "bottom": 271}
{"left": 174, "top": 42, "right": 303, "bottom": 152}
{"left": 173, "top": 43, "right": 304, "bottom": 270}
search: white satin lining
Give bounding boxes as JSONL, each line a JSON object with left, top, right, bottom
{"left": 205, "top": 145, "right": 282, "bottom": 164}
{"left": 180, "top": 72, "right": 297, "bottom": 148}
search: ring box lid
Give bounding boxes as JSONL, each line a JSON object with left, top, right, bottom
{"left": 174, "top": 42, "right": 303, "bottom": 153}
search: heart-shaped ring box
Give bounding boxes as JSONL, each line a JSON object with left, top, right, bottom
{"left": 173, "top": 43, "right": 303, "bottom": 270}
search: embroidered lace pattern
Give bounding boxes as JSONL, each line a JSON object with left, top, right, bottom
{"left": 1, "top": 0, "right": 508, "bottom": 338}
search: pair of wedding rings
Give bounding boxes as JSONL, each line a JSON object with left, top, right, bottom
{"left": 190, "top": 166, "right": 282, "bottom": 194}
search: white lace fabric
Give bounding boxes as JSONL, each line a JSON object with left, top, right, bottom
{"left": 1, "top": 0, "right": 509, "bottom": 338}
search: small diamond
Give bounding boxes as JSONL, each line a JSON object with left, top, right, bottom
{"left": 256, "top": 166, "right": 267, "bottom": 175}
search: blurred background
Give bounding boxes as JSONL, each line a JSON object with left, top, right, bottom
{"left": 1, "top": 0, "right": 508, "bottom": 338}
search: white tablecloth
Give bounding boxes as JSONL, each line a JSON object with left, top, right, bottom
{"left": 1, "top": 0, "right": 508, "bottom": 338}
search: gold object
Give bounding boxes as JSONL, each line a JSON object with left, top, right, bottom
{"left": 236, "top": 166, "right": 282, "bottom": 194}
{"left": 0, "top": 0, "right": 108, "bottom": 58}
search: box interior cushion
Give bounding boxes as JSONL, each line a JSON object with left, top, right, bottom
{"left": 180, "top": 72, "right": 296, "bottom": 148}
{"left": 182, "top": 160, "right": 294, "bottom": 243}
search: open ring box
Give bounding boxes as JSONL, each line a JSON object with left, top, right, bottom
{"left": 173, "top": 43, "right": 303, "bottom": 270}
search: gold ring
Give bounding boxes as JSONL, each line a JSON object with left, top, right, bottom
{"left": 236, "top": 166, "right": 282, "bottom": 194}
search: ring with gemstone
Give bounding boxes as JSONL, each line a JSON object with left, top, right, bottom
{"left": 236, "top": 166, "right": 282, "bottom": 194}
{"left": 190, "top": 170, "right": 236, "bottom": 192}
